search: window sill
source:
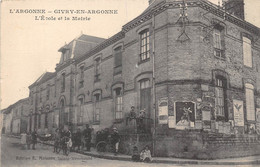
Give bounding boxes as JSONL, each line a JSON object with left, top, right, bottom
{"left": 243, "top": 65, "right": 253, "bottom": 70}
{"left": 138, "top": 58, "right": 150, "bottom": 65}
{"left": 214, "top": 55, "right": 225, "bottom": 61}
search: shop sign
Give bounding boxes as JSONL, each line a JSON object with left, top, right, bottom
{"left": 158, "top": 98, "right": 168, "bottom": 124}
{"left": 233, "top": 100, "right": 244, "bottom": 126}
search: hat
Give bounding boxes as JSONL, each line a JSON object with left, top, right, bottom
{"left": 113, "top": 127, "right": 117, "bottom": 130}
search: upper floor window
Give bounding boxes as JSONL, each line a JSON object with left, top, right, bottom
{"left": 46, "top": 85, "right": 50, "bottom": 100}
{"left": 243, "top": 37, "right": 252, "bottom": 67}
{"left": 245, "top": 83, "right": 255, "bottom": 121}
{"left": 140, "top": 29, "right": 150, "bottom": 62}
{"left": 114, "top": 46, "right": 122, "bottom": 75}
{"left": 61, "top": 73, "right": 65, "bottom": 92}
{"left": 213, "top": 24, "right": 225, "bottom": 59}
{"left": 79, "top": 66, "right": 84, "bottom": 88}
{"left": 94, "top": 58, "right": 101, "bottom": 82}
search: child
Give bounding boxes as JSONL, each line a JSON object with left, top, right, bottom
{"left": 132, "top": 146, "right": 140, "bottom": 162}
{"left": 140, "top": 146, "right": 152, "bottom": 162}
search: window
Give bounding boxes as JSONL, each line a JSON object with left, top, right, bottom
{"left": 61, "top": 73, "right": 65, "bottom": 92}
{"left": 213, "top": 25, "right": 225, "bottom": 59}
{"left": 245, "top": 83, "right": 255, "bottom": 121}
{"left": 78, "top": 98, "right": 84, "bottom": 124}
{"left": 140, "top": 79, "right": 151, "bottom": 118}
{"left": 94, "top": 58, "right": 101, "bottom": 82}
{"left": 114, "top": 46, "right": 122, "bottom": 75}
{"left": 140, "top": 29, "right": 150, "bottom": 62}
{"left": 94, "top": 93, "right": 101, "bottom": 122}
{"left": 79, "top": 66, "right": 84, "bottom": 88}
{"left": 215, "top": 78, "right": 224, "bottom": 116}
{"left": 46, "top": 85, "right": 50, "bottom": 100}
{"left": 214, "top": 76, "right": 228, "bottom": 121}
{"left": 243, "top": 37, "right": 252, "bottom": 67}
{"left": 114, "top": 88, "right": 123, "bottom": 120}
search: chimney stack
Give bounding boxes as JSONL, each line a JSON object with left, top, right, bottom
{"left": 223, "top": 0, "right": 245, "bottom": 20}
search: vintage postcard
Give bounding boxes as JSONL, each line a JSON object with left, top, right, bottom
{"left": 1, "top": 0, "right": 260, "bottom": 166}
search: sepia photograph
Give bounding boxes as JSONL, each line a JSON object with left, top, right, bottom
{"left": 1, "top": 0, "right": 260, "bottom": 166}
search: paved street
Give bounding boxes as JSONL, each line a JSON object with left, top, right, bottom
{"left": 0, "top": 135, "right": 256, "bottom": 167}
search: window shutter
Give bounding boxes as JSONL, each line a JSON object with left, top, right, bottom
{"left": 243, "top": 37, "right": 252, "bottom": 67}
{"left": 246, "top": 86, "right": 255, "bottom": 121}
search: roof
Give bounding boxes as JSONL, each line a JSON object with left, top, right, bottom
{"left": 58, "top": 34, "right": 105, "bottom": 52}
{"left": 30, "top": 72, "right": 55, "bottom": 88}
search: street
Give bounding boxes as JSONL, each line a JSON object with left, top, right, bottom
{"left": 0, "top": 135, "right": 253, "bottom": 167}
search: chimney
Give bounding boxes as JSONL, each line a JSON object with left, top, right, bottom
{"left": 223, "top": 0, "right": 245, "bottom": 20}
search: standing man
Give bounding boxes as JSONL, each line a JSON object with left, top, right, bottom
{"left": 83, "top": 124, "right": 92, "bottom": 151}
{"left": 74, "top": 128, "right": 82, "bottom": 151}
{"left": 31, "top": 129, "right": 38, "bottom": 150}
{"left": 62, "top": 125, "right": 72, "bottom": 155}
{"left": 111, "top": 127, "right": 120, "bottom": 155}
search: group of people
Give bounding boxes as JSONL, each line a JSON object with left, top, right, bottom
{"left": 20, "top": 130, "right": 38, "bottom": 150}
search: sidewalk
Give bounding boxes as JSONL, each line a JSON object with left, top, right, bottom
{"left": 4, "top": 134, "right": 260, "bottom": 165}
{"left": 76, "top": 149, "right": 260, "bottom": 165}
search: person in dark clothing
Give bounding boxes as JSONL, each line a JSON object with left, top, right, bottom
{"left": 74, "top": 128, "right": 82, "bottom": 151}
{"left": 132, "top": 146, "right": 140, "bottom": 162}
{"left": 111, "top": 127, "right": 120, "bottom": 155}
{"left": 31, "top": 129, "right": 38, "bottom": 150}
{"left": 62, "top": 126, "right": 72, "bottom": 155}
{"left": 53, "top": 128, "right": 61, "bottom": 153}
{"left": 83, "top": 124, "right": 92, "bottom": 151}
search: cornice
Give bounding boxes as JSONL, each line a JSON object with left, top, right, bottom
{"left": 122, "top": 0, "right": 259, "bottom": 36}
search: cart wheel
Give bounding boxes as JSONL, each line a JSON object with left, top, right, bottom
{"left": 96, "top": 141, "right": 107, "bottom": 153}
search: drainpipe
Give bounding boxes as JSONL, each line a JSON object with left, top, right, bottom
{"left": 152, "top": 12, "right": 156, "bottom": 157}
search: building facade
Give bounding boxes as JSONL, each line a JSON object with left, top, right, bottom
{"left": 2, "top": 0, "right": 260, "bottom": 159}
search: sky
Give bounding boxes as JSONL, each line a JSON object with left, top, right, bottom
{"left": 1, "top": 0, "right": 260, "bottom": 109}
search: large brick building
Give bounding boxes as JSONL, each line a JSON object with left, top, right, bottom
{"left": 5, "top": 0, "right": 260, "bottom": 159}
